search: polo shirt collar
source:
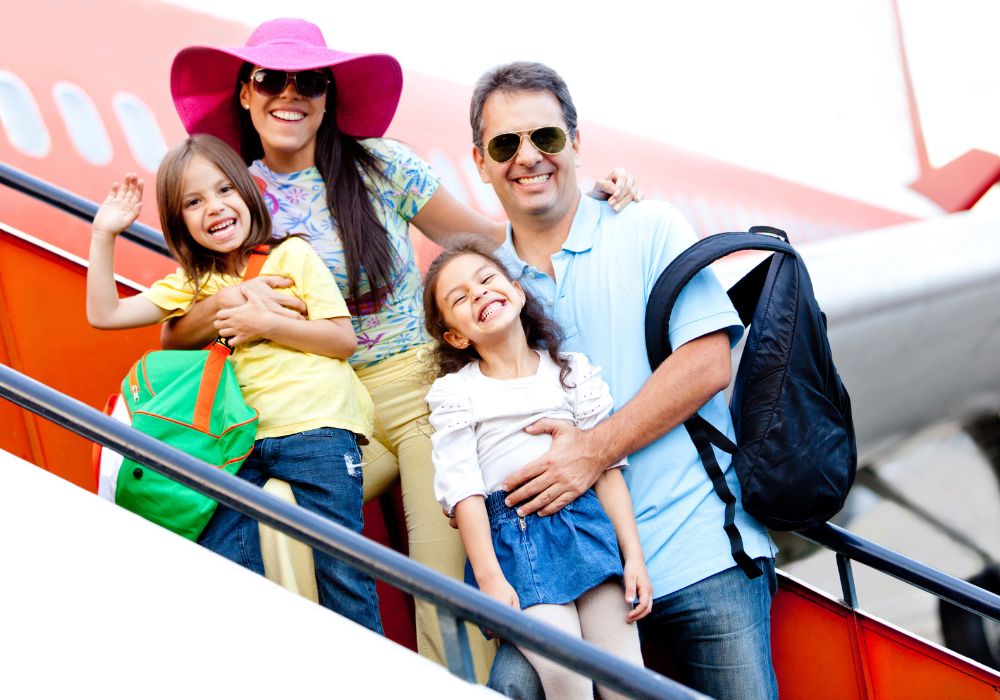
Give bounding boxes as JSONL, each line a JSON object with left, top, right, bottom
{"left": 562, "top": 193, "right": 601, "bottom": 254}
{"left": 501, "top": 189, "right": 601, "bottom": 264}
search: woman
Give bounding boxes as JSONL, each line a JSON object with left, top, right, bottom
{"left": 166, "top": 18, "right": 640, "bottom": 678}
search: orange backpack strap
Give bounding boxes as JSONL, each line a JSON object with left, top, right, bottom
{"left": 193, "top": 342, "right": 232, "bottom": 431}
{"left": 243, "top": 244, "right": 271, "bottom": 281}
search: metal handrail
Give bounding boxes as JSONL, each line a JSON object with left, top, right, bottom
{"left": 0, "top": 363, "right": 702, "bottom": 700}
{"left": 797, "top": 523, "right": 1000, "bottom": 623}
{"left": 0, "top": 161, "right": 169, "bottom": 254}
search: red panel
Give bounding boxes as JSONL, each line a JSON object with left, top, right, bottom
{"left": 910, "top": 149, "right": 1000, "bottom": 213}
{"left": 772, "top": 574, "right": 1000, "bottom": 700}
{"left": 861, "top": 618, "right": 1000, "bottom": 700}
{"left": 0, "top": 228, "right": 161, "bottom": 488}
{"left": 772, "top": 579, "right": 869, "bottom": 699}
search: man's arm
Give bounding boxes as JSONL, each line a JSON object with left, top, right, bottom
{"left": 503, "top": 330, "right": 732, "bottom": 516}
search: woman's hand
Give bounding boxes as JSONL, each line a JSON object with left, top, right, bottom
{"left": 213, "top": 277, "right": 308, "bottom": 319}
{"left": 242, "top": 277, "right": 308, "bottom": 318}
{"left": 623, "top": 557, "right": 653, "bottom": 622}
{"left": 588, "top": 167, "right": 644, "bottom": 212}
{"left": 214, "top": 288, "right": 277, "bottom": 346}
{"left": 93, "top": 174, "right": 143, "bottom": 238}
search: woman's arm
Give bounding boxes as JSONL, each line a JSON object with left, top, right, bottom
{"left": 409, "top": 169, "right": 644, "bottom": 248}
{"left": 455, "top": 496, "right": 520, "bottom": 609}
{"left": 593, "top": 469, "right": 652, "bottom": 621}
{"left": 214, "top": 288, "right": 356, "bottom": 359}
{"left": 87, "top": 175, "right": 168, "bottom": 330}
{"left": 161, "top": 277, "right": 306, "bottom": 349}
{"left": 410, "top": 185, "right": 506, "bottom": 246}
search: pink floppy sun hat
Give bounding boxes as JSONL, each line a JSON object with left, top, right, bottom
{"left": 171, "top": 18, "right": 403, "bottom": 156}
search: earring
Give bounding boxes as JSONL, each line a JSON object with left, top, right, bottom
{"left": 243, "top": 103, "right": 249, "bottom": 110}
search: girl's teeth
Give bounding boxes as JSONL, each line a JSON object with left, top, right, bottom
{"left": 480, "top": 301, "right": 503, "bottom": 321}
{"left": 209, "top": 220, "right": 234, "bottom": 233}
{"left": 272, "top": 110, "right": 305, "bottom": 121}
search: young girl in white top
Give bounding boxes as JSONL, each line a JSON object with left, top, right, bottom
{"left": 86, "top": 134, "right": 380, "bottom": 632}
{"left": 422, "top": 237, "right": 651, "bottom": 699}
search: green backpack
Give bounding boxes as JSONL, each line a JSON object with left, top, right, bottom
{"left": 95, "top": 247, "right": 269, "bottom": 540}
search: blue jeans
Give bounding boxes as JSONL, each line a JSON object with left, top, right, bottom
{"left": 487, "top": 559, "right": 777, "bottom": 700}
{"left": 199, "top": 427, "right": 383, "bottom": 634}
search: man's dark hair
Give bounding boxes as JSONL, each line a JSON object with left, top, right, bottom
{"left": 469, "top": 61, "right": 578, "bottom": 149}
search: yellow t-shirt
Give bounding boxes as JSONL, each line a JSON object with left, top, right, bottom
{"left": 142, "top": 237, "right": 374, "bottom": 440}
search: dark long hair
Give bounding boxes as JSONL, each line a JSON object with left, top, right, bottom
{"left": 156, "top": 134, "right": 285, "bottom": 294}
{"left": 422, "top": 235, "right": 573, "bottom": 388}
{"left": 236, "top": 65, "right": 396, "bottom": 312}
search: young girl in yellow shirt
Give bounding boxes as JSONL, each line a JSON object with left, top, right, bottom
{"left": 86, "top": 133, "right": 380, "bottom": 632}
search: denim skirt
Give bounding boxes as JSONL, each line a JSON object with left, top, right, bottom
{"left": 465, "top": 489, "right": 623, "bottom": 609}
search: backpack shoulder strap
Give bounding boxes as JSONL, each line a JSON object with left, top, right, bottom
{"left": 643, "top": 226, "right": 793, "bottom": 580}
{"left": 644, "top": 227, "right": 794, "bottom": 371}
{"left": 242, "top": 244, "right": 272, "bottom": 282}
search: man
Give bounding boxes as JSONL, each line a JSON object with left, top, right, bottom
{"left": 468, "top": 62, "right": 778, "bottom": 699}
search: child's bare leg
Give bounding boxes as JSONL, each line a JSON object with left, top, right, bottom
{"left": 521, "top": 602, "right": 594, "bottom": 699}
{"left": 576, "top": 581, "right": 644, "bottom": 700}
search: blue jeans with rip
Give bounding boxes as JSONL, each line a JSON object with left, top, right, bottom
{"left": 487, "top": 558, "right": 777, "bottom": 700}
{"left": 199, "top": 427, "right": 383, "bottom": 634}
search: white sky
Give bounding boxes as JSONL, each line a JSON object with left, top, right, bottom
{"left": 164, "top": 0, "right": 999, "bottom": 217}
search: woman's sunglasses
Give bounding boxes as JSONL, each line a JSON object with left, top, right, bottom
{"left": 486, "top": 126, "right": 568, "bottom": 163}
{"left": 248, "top": 68, "right": 329, "bottom": 100}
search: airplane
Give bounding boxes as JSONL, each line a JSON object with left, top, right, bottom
{"left": 1, "top": 0, "right": 999, "bottom": 691}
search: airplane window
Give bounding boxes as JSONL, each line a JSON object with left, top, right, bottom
{"left": 112, "top": 92, "right": 167, "bottom": 172}
{"left": 53, "top": 82, "right": 112, "bottom": 166}
{"left": 0, "top": 71, "right": 51, "bottom": 158}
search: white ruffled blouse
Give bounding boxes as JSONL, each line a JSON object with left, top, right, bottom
{"left": 427, "top": 351, "right": 625, "bottom": 516}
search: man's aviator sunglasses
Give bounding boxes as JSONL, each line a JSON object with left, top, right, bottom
{"left": 486, "top": 126, "right": 569, "bottom": 163}
{"left": 249, "top": 69, "right": 329, "bottom": 100}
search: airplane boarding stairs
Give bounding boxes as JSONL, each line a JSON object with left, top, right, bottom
{"left": 3, "top": 165, "right": 1000, "bottom": 698}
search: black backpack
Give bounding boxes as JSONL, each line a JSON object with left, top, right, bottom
{"left": 644, "top": 226, "right": 857, "bottom": 579}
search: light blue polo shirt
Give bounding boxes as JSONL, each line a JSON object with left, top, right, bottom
{"left": 497, "top": 194, "right": 775, "bottom": 596}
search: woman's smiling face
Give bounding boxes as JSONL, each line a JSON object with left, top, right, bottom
{"left": 240, "top": 66, "right": 327, "bottom": 172}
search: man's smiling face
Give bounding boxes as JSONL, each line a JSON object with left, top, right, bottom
{"left": 473, "top": 89, "right": 581, "bottom": 225}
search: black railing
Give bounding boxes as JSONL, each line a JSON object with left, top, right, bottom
{"left": 0, "top": 161, "right": 168, "bottom": 254}
{"left": 0, "top": 363, "right": 702, "bottom": 700}
{"left": 798, "top": 523, "right": 1000, "bottom": 622}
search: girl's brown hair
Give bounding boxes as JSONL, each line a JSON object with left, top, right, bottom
{"left": 236, "top": 66, "right": 396, "bottom": 313}
{"left": 422, "top": 235, "right": 572, "bottom": 387}
{"left": 156, "top": 134, "right": 282, "bottom": 292}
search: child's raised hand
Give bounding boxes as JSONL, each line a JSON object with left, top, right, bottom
{"left": 623, "top": 558, "right": 653, "bottom": 622}
{"left": 93, "top": 174, "right": 143, "bottom": 238}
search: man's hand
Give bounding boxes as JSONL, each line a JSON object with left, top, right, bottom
{"left": 502, "top": 419, "right": 607, "bottom": 517}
